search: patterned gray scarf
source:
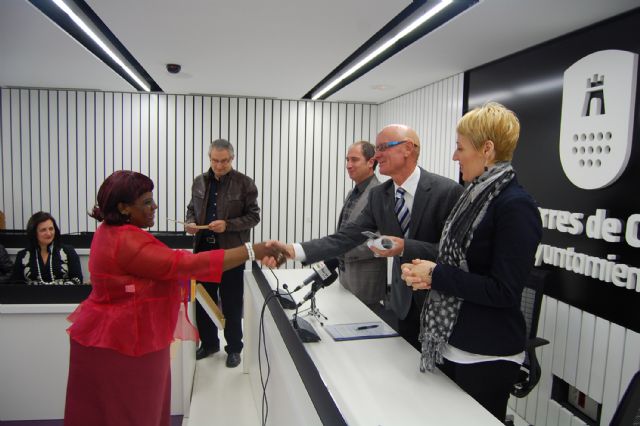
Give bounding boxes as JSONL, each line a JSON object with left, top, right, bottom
{"left": 419, "top": 162, "right": 515, "bottom": 372}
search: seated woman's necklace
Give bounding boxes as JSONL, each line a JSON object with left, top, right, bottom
{"left": 35, "top": 243, "right": 56, "bottom": 285}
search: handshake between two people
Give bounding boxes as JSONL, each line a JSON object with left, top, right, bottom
{"left": 249, "top": 241, "right": 290, "bottom": 268}
{"left": 257, "top": 238, "right": 435, "bottom": 289}
{"left": 258, "top": 241, "right": 294, "bottom": 269}
{"left": 257, "top": 235, "right": 407, "bottom": 269}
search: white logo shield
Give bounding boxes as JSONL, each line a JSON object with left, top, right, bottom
{"left": 559, "top": 50, "right": 637, "bottom": 190}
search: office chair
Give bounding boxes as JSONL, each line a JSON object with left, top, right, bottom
{"left": 610, "top": 370, "right": 640, "bottom": 426}
{"left": 511, "top": 268, "right": 550, "bottom": 399}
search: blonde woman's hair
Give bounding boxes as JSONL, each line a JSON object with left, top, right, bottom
{"left": 457, "top": 102, "right": 520, "bottom": 161}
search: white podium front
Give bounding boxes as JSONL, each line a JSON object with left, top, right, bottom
{"left": 0, "top": 302, "right": 196, "bottom": 421}
{"left": 244, "top": 265, "right": 504, "bottom": 426}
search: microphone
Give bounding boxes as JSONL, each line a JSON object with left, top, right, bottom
{"left": 290, "top": 260, "right": 339, "bottom": 343}
{"left": 296, "top": 259, "right": 339, "bottom": 307}
{"left": 296, "top": 287, "right": 323, "bottom": 307}
{"left": 266, "top": 267, "right": 296, "bottom": 309}
{"left": 291, "top": 258, "right": 339, "bottom": 293}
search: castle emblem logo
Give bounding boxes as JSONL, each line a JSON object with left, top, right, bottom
{"left": 559, "top": 50, "right": 638, "bottom": 190}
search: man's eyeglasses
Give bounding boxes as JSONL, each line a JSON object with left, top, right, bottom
{"left": 211, "top": 158, "right": 231, "bottom": 165}
{"left": 375, "top": 140, "right": 414, "bottom": 152}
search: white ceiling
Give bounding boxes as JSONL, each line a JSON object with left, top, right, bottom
{"left": 1, "top": 0, "right": 639, "bottom": 103}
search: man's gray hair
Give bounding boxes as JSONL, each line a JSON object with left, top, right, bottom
{"left": 209, "top": 139, "right": 235, "bottom": 158}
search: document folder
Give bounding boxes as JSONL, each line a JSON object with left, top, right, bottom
{"left": 324, "top": 321, "right": 398, "bottom": 342}
{"left": 195, "top": 283, "right": 225, "bottom": 329}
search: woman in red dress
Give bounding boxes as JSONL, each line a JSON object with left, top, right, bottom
{"left": 64, "top": 170, "right": 283, "bottom": 426}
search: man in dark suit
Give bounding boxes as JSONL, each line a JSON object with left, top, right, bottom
{"left": 338, "top": 141, "right": 387, "bottom": 309}
{"left": 277, "top": 124, "right": 463, "bottom": 350}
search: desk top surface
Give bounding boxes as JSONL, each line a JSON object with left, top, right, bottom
{"left": 262, "top": 268, "right": 503, "bottom": 426}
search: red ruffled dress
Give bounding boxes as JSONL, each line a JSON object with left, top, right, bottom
{"left": 64, "top": 224, "right": 224, "bottom": 426}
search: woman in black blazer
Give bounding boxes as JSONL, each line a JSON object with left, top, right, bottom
{"left": 10, "top": 211, "right": 83, "bottom": 285}
{"left": 401, "top": 102, "right": 542, "bottom": 421}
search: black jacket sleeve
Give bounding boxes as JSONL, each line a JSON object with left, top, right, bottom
{"left": 432, "top": 192, "right": 542, "bottom": 307}
{"left": 9, "top": 250, "right": 27, "bottom": 284}
{"left": 62, "top": 245, "right": 83, "bottom": 284}
{"left": 0, "top": 245, "right": 14, "bottom": 284}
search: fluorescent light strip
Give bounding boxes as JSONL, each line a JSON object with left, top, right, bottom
{"left": 311, "top": 0, "right": 452, "bottom": 100}
{"left": 51, "top": 0, "right": 151, "bottom": 92}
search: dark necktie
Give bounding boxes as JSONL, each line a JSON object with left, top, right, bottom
{"left": 395, "top": 187, "right": 410, "bottom": 237}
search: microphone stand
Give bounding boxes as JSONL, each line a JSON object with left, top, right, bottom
{"left": 301, "top": 295, "right": 328, "bottom": 326}
{"left": 268, "top": 268, "right": 296, "bottom": 309}
{"left": 275, "top": 286, "right": 296, "bottom": 310}
{"left": 291, "top": 291, "right": 321, "bottom": 342}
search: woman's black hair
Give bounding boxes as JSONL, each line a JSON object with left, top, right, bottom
{"left": 26, "top": 211, "right": 61, "bottom": 249}
{"left": 90, "top": 170, "right": 154, "bottom": 225}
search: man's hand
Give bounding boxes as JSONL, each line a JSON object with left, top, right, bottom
{"left": 256, "top": 240, "right": 295, "bottom": 267}
{"left": 208, "top": 220, "right": 227, "bottom": 233}
{"left": 254, "top": 240, "right": 291, "bottom": 268}
{"left": 266, "top": 240, "right": 295, "bottom": 259}
{"left": 369, "top": 235, "right": 404, "bottom": 257}
{"left": 185, "top": 222, "right": 198, "bottom": 235}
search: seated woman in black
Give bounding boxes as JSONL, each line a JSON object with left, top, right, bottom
{"left": 11, "top": 212, "right": 83, "bottom": 285}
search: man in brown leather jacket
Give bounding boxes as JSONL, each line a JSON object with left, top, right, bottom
{"left": 186, "top": 139, "right": 260, "bottom": 367}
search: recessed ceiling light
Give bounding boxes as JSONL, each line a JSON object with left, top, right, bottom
{"left": 305, "top": 0, "right": 478, "bottom": 100}
{"left": 28, "top": 0, "right": 161, "bottom": 92}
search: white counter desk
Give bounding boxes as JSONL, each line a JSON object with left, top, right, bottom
{"left": 243, "top": 265, "right": 503, "bottom": 426}
{"left": 0, "top": 300, "right": 196, "bottom": 421}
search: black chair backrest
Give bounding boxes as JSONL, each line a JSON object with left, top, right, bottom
{"left": 521, "top": 268, "right": 547, "bottom": 340}
{"left": 610, "top": 370, "right": 640, "bottom": 426}
{"left": 511, "top": 268, "right": 549, "bottom": 399}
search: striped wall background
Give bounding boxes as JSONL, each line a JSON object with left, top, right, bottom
{"left": 508, "top": 295, "right": 640, "bottom": 426}
{"left": 0, "top": 74, "right": 463, "bottom": 247}
{"left": 0, "top": 88, "right": 379, "bottom": 249}
{"left": 377, "top": 73, "right": 463, "bottom": 181}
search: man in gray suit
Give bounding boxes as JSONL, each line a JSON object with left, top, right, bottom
{"left": 275, "top": 124, "right": 463, "bottom": 350}
{"left": 338, "top": 141, "right": 386, "bottom": 309}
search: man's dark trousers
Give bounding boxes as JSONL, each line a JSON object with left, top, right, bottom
{"left": 195, "top": 241, "right": 244, "bottom": 354}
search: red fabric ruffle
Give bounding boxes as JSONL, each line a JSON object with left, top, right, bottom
{"left": 67, "top": 224, "right": 224, "bottom": 356}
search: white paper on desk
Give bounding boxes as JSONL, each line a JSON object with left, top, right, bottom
{"left": 324, "top": 321, "right": 398, "bottom": 341}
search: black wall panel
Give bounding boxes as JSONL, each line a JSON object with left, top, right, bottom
{"left": 467, "top": 9, "right": 640, "bottom": 332}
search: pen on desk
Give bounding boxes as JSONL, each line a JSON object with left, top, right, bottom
{"left": 356, "top": 324, "right": 379, "bottom": 330}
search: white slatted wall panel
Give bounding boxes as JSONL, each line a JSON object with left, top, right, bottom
{"left": 377, "top": 73, "right": 463, "bottom": 182}
{"left": 508, "top": 295, "right": 640, "bottom": 426}
{"left": 0, "top": 88, "right": 378, "bottom": 253}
